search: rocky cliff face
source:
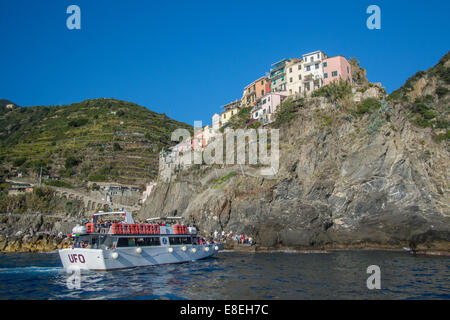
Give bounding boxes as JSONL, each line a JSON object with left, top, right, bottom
{"left": 1, "top": 54, "right": 448, "bottom": 253}
{"left": 139, "top": 56, "right": 450, "bottom": 253}
{"left": 0, "top": 213, "right": 74, "bottom": 252}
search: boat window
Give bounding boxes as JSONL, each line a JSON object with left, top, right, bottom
{"left": 117, "top": 237, "right": 161, "bottom": 247}
{"left": 169, "top": 237, "right": 192, "bottom": 245}
{"left": 99, "top": 235, "right": 113, "bottom": 248}
{"left": 143, "top": 237, "right": 161, "bottom": 246}
{"left": 117, "top": 237, "right": 136, "bottom": 247}
{"left": 169, "top": 237, "right": 182, "bottom": 245}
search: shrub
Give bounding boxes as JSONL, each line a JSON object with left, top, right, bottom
{"left": 355, "top": 97, "right": 381, "bottom": 115}
{"left": 248, "top": 121, "right": 262, "bottom": 129}
{"left": 312, "top": 79, "right": 352, "bottom": 103}
{"left": 436, "top": 86, "right": 449, "bottom": 98}
{"left": 274, "top": 98, "right": 298, "bottom": 126}
{"left": 213, "top": 171, "right": 237, "bottom": 185}
{"left": 88, "top": 174, "right": 108, "bottom": 182}
{"left": 113, "top": 142, "right": 122, "bottom": 151}
{"left": 65, "top": 156, "right": 81, "bottom": 168}
{"left": 228, "top": 107, "right": 252, "bottom": 129}
{"left": 13, "top": 157, "right": 27, "bottom": 167}
{"left": 44, "top": 180, "right": 72, "bottom": 188}
{"left": 68, "top": 118, "right": 88, "bottom": 127}
{"left": 433, "top": 130, "right": 450, "bottom": 143}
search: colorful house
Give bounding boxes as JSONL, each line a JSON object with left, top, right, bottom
{"left": 286, "top": 58, "right": 303, "bottom": 96}
{"left": 322, "top": 55, "right": 352, "bottom": 86}
{"left": 301, "top": 50, "right": 328, "bottom": 94}
{"left": 220, "top": 100, "right": 241, "bottom": 126}
{"left": 241, "top": 76, "right": 269, "bottom": 107}
{"left": 251, "top": 92, "right": 288, "bottom": 124}
{"left": 270, "top": 58, "right": 290, "bottom": 92}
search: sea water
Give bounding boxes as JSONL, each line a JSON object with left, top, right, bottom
{"left": 0, "top": 250, "right": 448, "bottom": 299}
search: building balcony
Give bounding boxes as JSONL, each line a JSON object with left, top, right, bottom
{"left": 302, "top": 58, "right": 323, "bottom": 67}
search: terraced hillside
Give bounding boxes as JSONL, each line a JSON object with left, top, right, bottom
{"left": 0, "top": 98, "right": 192, "bottom": 186}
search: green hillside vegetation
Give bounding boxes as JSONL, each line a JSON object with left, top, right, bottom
{"left": 388, "top": 51, "right": 449, "bottom": 142}
{"left": 0, "top": 98, "right": 192, "bottom": 185}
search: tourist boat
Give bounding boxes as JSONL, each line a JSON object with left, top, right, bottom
{"left": 58, "top": 211, "right": 222, "bottom": 271}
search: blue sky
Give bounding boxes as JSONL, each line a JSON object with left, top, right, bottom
{"left": 0, "top": 0, "right": 449, "bottom": 125}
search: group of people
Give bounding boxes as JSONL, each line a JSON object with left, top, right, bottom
{"left": 212, "top": 230, "right": 253, "bottom": 245}
{"left": 93, "top": 219, "right": 112, "bottom": 233}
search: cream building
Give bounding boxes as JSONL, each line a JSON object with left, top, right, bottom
{"left": 212, "top": 113, "right": 221, "bottom": 130}
{"left": 301, "top": 50, "right": 328, "bottom": 95}
{"left": 220, "top": 100, "right": 240, "bottom": 127}
{"left": 285, "top": 58, "right": 303, "bottom": 97}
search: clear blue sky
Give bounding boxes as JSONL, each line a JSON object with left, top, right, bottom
{"left": 1, "top": 0, "right": 449, "bottom": 125}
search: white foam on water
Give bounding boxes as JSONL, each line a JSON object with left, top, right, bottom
{"left": 0, "top": 266, "right": 64, "bottom": 274}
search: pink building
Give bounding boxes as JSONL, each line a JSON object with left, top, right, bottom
{"left": 322, "top": 56, "right": 352, "bottom": 86}
{"left": 251, "top": 92, "right": 288, "bottom": 124}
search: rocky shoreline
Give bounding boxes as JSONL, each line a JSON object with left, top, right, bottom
{"left": 0, "top": 234, "right": 73, "bottom": 253}
{"left": 1, "top": 236, "right": 448, "bottom": 256}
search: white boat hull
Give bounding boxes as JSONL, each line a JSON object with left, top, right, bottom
{"left": 59, "top": 244, "right": 221, "bottom": 271}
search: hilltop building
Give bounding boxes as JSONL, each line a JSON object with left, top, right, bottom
{"left": 322, "top": 55, "right": 352, "bottom": 85}
{"left": 251, "top": 92, "right": 288, "bottom": 124}
{"left": 160, "top": 49, "right": 355, "bottom": 180}
{"left": 286, "top": 58, "right": 304, "bottom": 96}
{"left": 212, "top": 113, "right": 221, "bottom": 130}
{"left": 270, "top": 58, "right": 291, "bottom": 92}
{"left": 241, "top": 76, "right": 270, "bottom": 107}
{"left": 220, "top": 100, "right": 241, "bottom": 127}
{"left": 302, "top": 50, "right": 328, "bottom": 94}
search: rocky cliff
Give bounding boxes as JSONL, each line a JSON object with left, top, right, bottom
{"left": 138, "top": 53, "right": 450, "bottom": 253}
{"left": 1, "top": 53, "right": 448, "bottom": 253}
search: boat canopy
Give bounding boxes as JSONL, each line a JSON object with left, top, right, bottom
{"left": 146, "top": 217, "right": 184, "bottom": 222}
{"left": 92, "top": 211, "right": 135, "bottom": 224}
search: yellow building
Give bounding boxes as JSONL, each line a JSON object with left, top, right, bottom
{"left": 220, "top": 100, "right": 241, "bottom": 127}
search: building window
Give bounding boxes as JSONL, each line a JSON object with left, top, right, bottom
{"left": 324, "top": 73, "right": 328, "bottom": 79}
{"left": 273, "top": 80, "right": 276, "bottom": 85}
{"left": 323, "top": 62, "right": 327, "bottom": 68}
{"left": 317, "top": 53, "right": 320, "bottom": 58}
{"left": 306, "top": 66, "right": 311, "bottom": 71}
{"left": 289, "top": 67, "right": 292, "bottom": 73}
{"left": 315, "top": 63, "right": 319, "bottom": 69}
{"left": 281, "top": 76, "right": 284, "bottom": 81}
{"left": 347, "top": 66, "right": 349, "bottom": 73}
{"left": 304, "top": 57, "right": 307, "bottom": 62}
{"left": 261, "top": 90, "right": 264, "bottom": 96}
{"left": 332, "top": 71, "right": 338, "bottom": 77}
{"left": 268, "top": 96, "right": 270, "bottom": 101}
{"left": 298, "top": 74, "right": 302, "bottom": 80}
{"left": 298, "top": 64, "right": 301, "bottom": 70}
{"left": 253, "top": 84, "right": 256, "bottom": 91}
{"left": 261, "top": 80, "right": 264, "bottom": 85}
{"left": 311, "top": 57, "right": 314, "bottom": 62}
{"left": 290, "top": 77, "right": 293, "bottom": 83}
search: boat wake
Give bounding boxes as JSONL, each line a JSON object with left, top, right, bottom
{"left": 0, "top": 266, "right": 63, "bottom": 274}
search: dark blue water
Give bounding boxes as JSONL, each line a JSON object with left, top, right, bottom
{"left": 0, "top": 250, "right": 448, "bottom": 299}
